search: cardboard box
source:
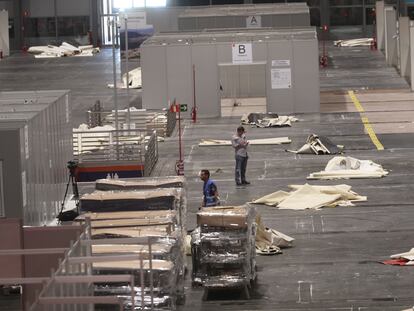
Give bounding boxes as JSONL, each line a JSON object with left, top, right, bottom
{"left": 197, "top": 206, "right": 251, "bottom": 228}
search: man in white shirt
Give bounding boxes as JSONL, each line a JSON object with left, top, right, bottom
{"left": 231, "top": 126, "right": 250, "bottom": 186}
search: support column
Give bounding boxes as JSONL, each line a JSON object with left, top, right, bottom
{"left": 91, "top": 0, "right": 99, "bottom": 46}
{"left": 320, "top": 0, "right": 330, "bottom": 29}
{"left": 385, "top": 6, "right": 397, "bottom": 66}
{"left": 377, "top": 1, "right": 385, "bottom": 51}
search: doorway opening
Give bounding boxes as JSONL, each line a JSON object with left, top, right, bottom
{"left": 219, "top": 63, "right": 267, "bottom": 117}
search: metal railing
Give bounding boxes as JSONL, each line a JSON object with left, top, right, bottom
{"left": 73, "top": 128, "right": 146, "bottom": 163}
{"left": 166, "top": 108, "right": 177, "bottom": 137}
{"left": 86, "top": 100, "right": 103, "bottom": 128}
{"left": 144, "top": 131, "right": 158, "bottom": 177}
{"left": 86, "top": 105, "right": 172, "bottom": 138}
{"left": 73, "top": 128, "right": 158, "bottom": 176}
{"left": 26, "top": 220, "right": 157, "bottom": 311}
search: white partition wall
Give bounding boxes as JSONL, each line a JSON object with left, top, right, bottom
{"left": 0, "top": 10, "right": 9, "bottom": 57}
{"left": 399, "top": 17, "right": 411, "bottom": 81}
{"left": 177, "top": 3, "right": 310, "bottom": 31}
{"left": 384, "top": 6, "right": 398, "bottom": 67}
{"left": 410, "top": 24, "right": 414, "bottom": 91}
{"left": 397, "top": 16, "right": 414, "bottom": 91}
{"left": 376, "top": 1, "right": 385, "bottom": 51}
{"left": 141, "top": 28, "right": 320, "bottom": 118}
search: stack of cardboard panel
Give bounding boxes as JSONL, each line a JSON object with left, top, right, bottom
{"left": 103, "top": 109, "right": 169, "bottom": 138}
{"left": 77, "top": 176, "right": 186, "bottom": 310}
{"left": 192, "top": 206, "right": 256, "bottom": 291}
{"left": 146, "top": 113, "right": 168, "bottom": 137}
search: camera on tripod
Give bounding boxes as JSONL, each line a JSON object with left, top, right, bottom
{"left": 57, "top": 160, "right": 80, "bottom": 222}
{"left": 67, "top": 160, "right": 78, "bottom": 177}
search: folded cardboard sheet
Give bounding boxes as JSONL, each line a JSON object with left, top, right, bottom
{"left": 77, "top": 210, "right": 177, "bottom": 228}
{"left": 255, "top": 214, "right": 294, "bottom": 255}
{"left": 287, "top": 134, "right": 342, "bottom": 155}
{"left": 252, "top": 184, "right": 366, "bottom": 210}
{"left": 199, "top": 137, "right": 291, "bottom": 146}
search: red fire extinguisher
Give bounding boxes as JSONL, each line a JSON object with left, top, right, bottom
{"left": 191, "top": 106, "right": 197, "bottom": 123}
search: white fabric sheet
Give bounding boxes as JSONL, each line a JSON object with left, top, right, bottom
{"left": 308, "top": 156, "right": 389, "bottom": 180}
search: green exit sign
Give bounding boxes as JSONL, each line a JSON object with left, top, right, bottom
{"left": 180, "top": 104, "right": 188, "bottom": 112}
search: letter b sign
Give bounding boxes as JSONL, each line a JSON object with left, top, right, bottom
{"left": 239, "top": 45, "right": 246, "bottom": 54}
{"left": 232, "top": 42, "right": 252, "bottom": 64}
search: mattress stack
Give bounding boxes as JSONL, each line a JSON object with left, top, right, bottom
{"left": 77, "top": 177, "right": 186, "bottom": 310}
{"left": 192, "top": 206, "right": 256, "bottom": 289}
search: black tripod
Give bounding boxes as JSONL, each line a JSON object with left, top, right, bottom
{"left": 57, "top": 161, "right": 80, "bottom": 222}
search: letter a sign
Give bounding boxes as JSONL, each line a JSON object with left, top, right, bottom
{"left": 232, "top": 43, "right": 252, "bottom": 64}
{"left": 246, "top": 15, "right": 261, "bottom": 28}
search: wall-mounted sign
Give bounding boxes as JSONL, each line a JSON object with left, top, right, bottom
{"left": 246, "top": 15, "right": 261, "bottom": 28}
{"left": 271, "top": 68, "right": 292, "bottom": 89}
{"left": 232, "top": 43, "right": 252, "bottom": 64}
{"left": 120, "top": 11, "right": 147, "bottom": 28}
{"left": 272, "top": 59, "right": 290, "bottom": 67}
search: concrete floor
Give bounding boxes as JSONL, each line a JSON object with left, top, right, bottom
{"left": 320, "top": 42, "right": 409, "bottom": 91}
{"left": 1, "top": 44, "right": 414, "bottom": 310}
{"left": 0, "top": 49, "right": 141, "bottom": 127}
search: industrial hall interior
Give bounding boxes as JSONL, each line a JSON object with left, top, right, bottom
{"left": 2, "top": 0, "right": 414, "bottom": 310}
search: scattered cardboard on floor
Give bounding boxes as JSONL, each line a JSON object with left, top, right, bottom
{"left": 334, "top": 38, "right": 373, "bottom": 47}
{"left": 308, "top": 156, "right": 389, "bottom": 180}
{"left": 28, "top": 42, "right": 100, "bottom": 58}
{"left": 286, "top": 134, "right": 343, "bottom": 155}
{"left": 382, "top": 248, "right": 414, "bottom": 266}
{"left": 252, "top": 184, "right": 366, "bottom": 210}
{"left": 199, "top": 137, "right": 291, "bottom": 146}
{"left": 255, "top": 214, "right": 294, "bottom": 255}
{"left": 241, "top": 113, "right": 298, "bottom": 127}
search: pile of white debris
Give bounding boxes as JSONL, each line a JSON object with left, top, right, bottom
{"left": 334, "top": 38, "right": 373, "bottom": 47}
{"left": 28, "top": 42, "right": 100, "bottom": 58}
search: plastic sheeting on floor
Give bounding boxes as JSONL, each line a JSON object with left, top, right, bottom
{"left": 251, "top": 184, "right": 366, "bottom": 210}
{"left": 308, "top": 156, "right": 389, "bottom": 180}
{"left": 286, "top": 134, "right": 343, "bottom": 155}
{"left": 255, "top": 214, "right": 294, "bottom": 255}
{"left": 382, "top": 248, "right": 414, "bottom": 266}
{"left": 241, "top": 113, "right": 298, "bottom": 127}
{"left": 199, "top": 137, "right": 291, "bottom": 146}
